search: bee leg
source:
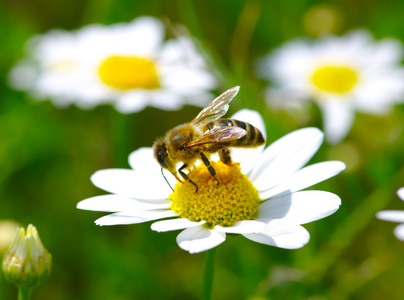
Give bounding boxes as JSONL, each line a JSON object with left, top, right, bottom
{"left": 219, "top": 147, "right": 232, "bottom": 165}
{"left": 178, "top": 164, "right": 199, "bottom": 193}
{"left": 200, "top": 153, "right": 219, "bottom": 185}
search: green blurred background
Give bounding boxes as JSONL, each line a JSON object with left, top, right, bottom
{"left": 2, "top": 0, "right": 404, "bottom": 299}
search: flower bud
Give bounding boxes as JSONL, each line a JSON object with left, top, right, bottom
{"left": 2, "top": 224, "right": 51, "bottom": 289}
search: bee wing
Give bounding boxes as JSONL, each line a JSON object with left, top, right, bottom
{"left": 190, "top": 86, "right": 240, "bottom": 126}
{"left": 187, "top": 126, "right": 247, "bottom": 147}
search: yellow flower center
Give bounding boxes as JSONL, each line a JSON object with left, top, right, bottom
{"left": 312, "top": 65, "right": 358, "bottom": 94}
{"left": 170, "top": 161, "right": 261, "bottom": 228}
{"left": 98, "top": 56, "right": 160, "bottom": 90}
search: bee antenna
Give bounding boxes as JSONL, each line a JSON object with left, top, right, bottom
{"left": 161, "top": 168, "right": 174, "bottom": 191}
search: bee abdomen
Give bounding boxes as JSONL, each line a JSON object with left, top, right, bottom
{"left": 207, "top": 118, "right": 265, "bottom": 147}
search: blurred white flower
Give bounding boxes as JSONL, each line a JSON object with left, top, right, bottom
{"left": 9, "top": 16, "right": 217, "bottom": 113}
{"left": 377, "top": 188, "right": 404, "bottom": 240}
{"left": 77, "top": 109, "right": 345, "bottom": 254}
{"left": 258, "top": 30, "right": 404, "bottom": 143}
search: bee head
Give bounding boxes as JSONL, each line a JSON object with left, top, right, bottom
{"left": 153, "top": 139, "right": 175, "bottom": 173}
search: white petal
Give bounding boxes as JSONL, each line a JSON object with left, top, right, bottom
{"left": 168, "top": 91, "right": 214, "bottom": 108}
{"left": 158, "top": 36, "right": 208, "bottom": 67}
{"left": 128, "top": 147, "right": 157, "bottom": 171}
{"left": 29, "top": 29, "right": 77, "bottom": 64}
{"left": 128, "top": 147, "right": 178, "bottom": 189}
{"left": 95, "top": 210, "right": 177, "bottom": 226}
{"left": 114, "top": 91, "right": 149, "bottom": 114}
{"left": 8, "top": 62, "right": 38, "bottom": 91}
{"left": 260, "top": 39, "right": 314, "bottom": 84}
{"left": 258, "top": 191, "right": 341, "bottom": 224}
{"left": 91, "top": 169, "right": 171, "bottom": 200}
{"left": 77, "top": 195, "right": 170, "bottom": 212}
{"left": 146, "top": 90, "right": 184, "bottom": 110}
{"left": 318, "top": 100, "right": 354, "bottom": 144}
{"left": 176, "top": 226, "right": 226, "bottom": 254}
{"left": 215, "top": 220, "right": 267, "bottom": 234}
{"left": 249, "top": 128, "right": 323, "bottom": 191}
{"left": 366, "top": 38, "right": 404, "bottom": 68}
{"left": 376, "top": 210, "right": 404, "bottom": 223}
{"left": 243, "top": 219, "right": 310, "bottom": 249}
{"left": 263, "top": 87, "right": 309, "bottom": 110}
{"left": 121, "top": 16, "right": 164, "bottom": 55}
{"left": 228, "top": 109, "right": 266, "bottom": 174}
{"left": 160, "top": 67, "right": 217, "bottom": 92}
{"left": 394, "top": 224, "right": 404, "bottom": 241}
{"left": 230, "top": 146, "right": 265, "bottom": 175}
{"left": 397, "top": 188, "right": 404, "bottom": 201}
{"left": 151, "top": 218, "right": 205, "bottom": 232}
{"left": 355, "top": 70, "right": 404, "bottom": 114}
{"left": 259, "top": 161, "right": 346, "bottom": 199}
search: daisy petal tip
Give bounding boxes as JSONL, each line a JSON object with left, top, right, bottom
{"left": 76, "top": 197, "right": 104, "bottom": 211}
{"left": 176, "top": 227, "right": 226, "bottom": 254}
{"left": 328, "top": 160, "right": 347, "bottom": 173}
{"left": 177, "top": 239, "right": 212, "bottom": 254}
{"left": 150, "top": 223, "right": 161, "bottom": 232}
{"left": 94, "top": 220, "right": 103, "bottom": 226}
{"left": 179, "top": 244, "right": 195, "bottom": 254}
{"left": 284, "top": 230, "right": 310, "bottom": 249}
{"left": 94, "top": 217, "right": 110, "bottom": 226}
{"left": 301, "top": 126, "right": 322, "bottom": 134}
{"left": 394, "top": 224, "right": 404, "bottom": 241}
{"left": 375, "top": 211, "right": 385, "bottom": 220}
{"left": 244, "top": 221, "right": 311, "bottom": 249}
{"left": 76, "top": 201, "right": 96, "bottom": 211}
{"left": 285, "top": 127, "right": 324, "bottom": 149}
{"left": 90, "top": 169, "right": 114, "bottom": 187}
{"left": 150, "top": 222, "right": 163, "bottom": 232}
{"left": 397, "top": 188, "right": 404, "bottom": 201}
{"left": 376, "top": 210, "right": 404, "bottom": 223}
{"left": 338, "top": 161, "right": 347, "bottom": 172}
{"left": 288, "top": 240, "right": 309, "bottom": 249}
{"left": 76, "top": 201, "right": 86, "bottom": 210}
{"left": 89, "top": 170, "right": 100, "bottom": 182}
{"left": 308, "top": 127, "right": 324, "bottom": 140}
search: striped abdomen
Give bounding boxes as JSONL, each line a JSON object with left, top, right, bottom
{"left": 205, "top": 118, "right": 265, "bottom": 148}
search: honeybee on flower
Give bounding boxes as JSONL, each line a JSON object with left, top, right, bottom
{"left": 153, "top": 86, "right": 265, "bottom": 191}
{"left": 78, "top": 102, "right": 345, "bottom": 253}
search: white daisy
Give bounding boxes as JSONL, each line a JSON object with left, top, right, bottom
{"left": 376, "top": 188, "right": 404, "bottom": 240}
{"left": 258, "top": 29, "right": 404, "bottom": 144}
{"left": 9, "top": 16, "right": 217, "bottom": 113}
{"left": 77, "top": 109, "right": 345, "bottom": 254}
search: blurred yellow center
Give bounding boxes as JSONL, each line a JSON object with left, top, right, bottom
{"left": 98, "top": 56, "right": 160, "bottom": 90}
{"left": 312, "top": 66, "right": 358, "bottom": 93}
{"left": 170, "top": 161, "right": 260, "bottom": 228}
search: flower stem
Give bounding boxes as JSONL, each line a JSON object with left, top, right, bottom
{"left": 202, "top": 247, "right": 217, "bottom": 300}
{"left": 18, "top": 287, "right": 31, "bottom": 300}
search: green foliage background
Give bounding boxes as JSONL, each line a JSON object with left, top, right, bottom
{"left": 2, "top": 0, "right": 404, "bottom": 299}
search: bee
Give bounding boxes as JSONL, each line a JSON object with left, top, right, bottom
{"left": 153, "top": 86, "right": 265, "bottom": 192}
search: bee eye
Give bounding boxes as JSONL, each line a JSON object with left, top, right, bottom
{"left": 158, "top": 151, "right": 168, "bottom": 168}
